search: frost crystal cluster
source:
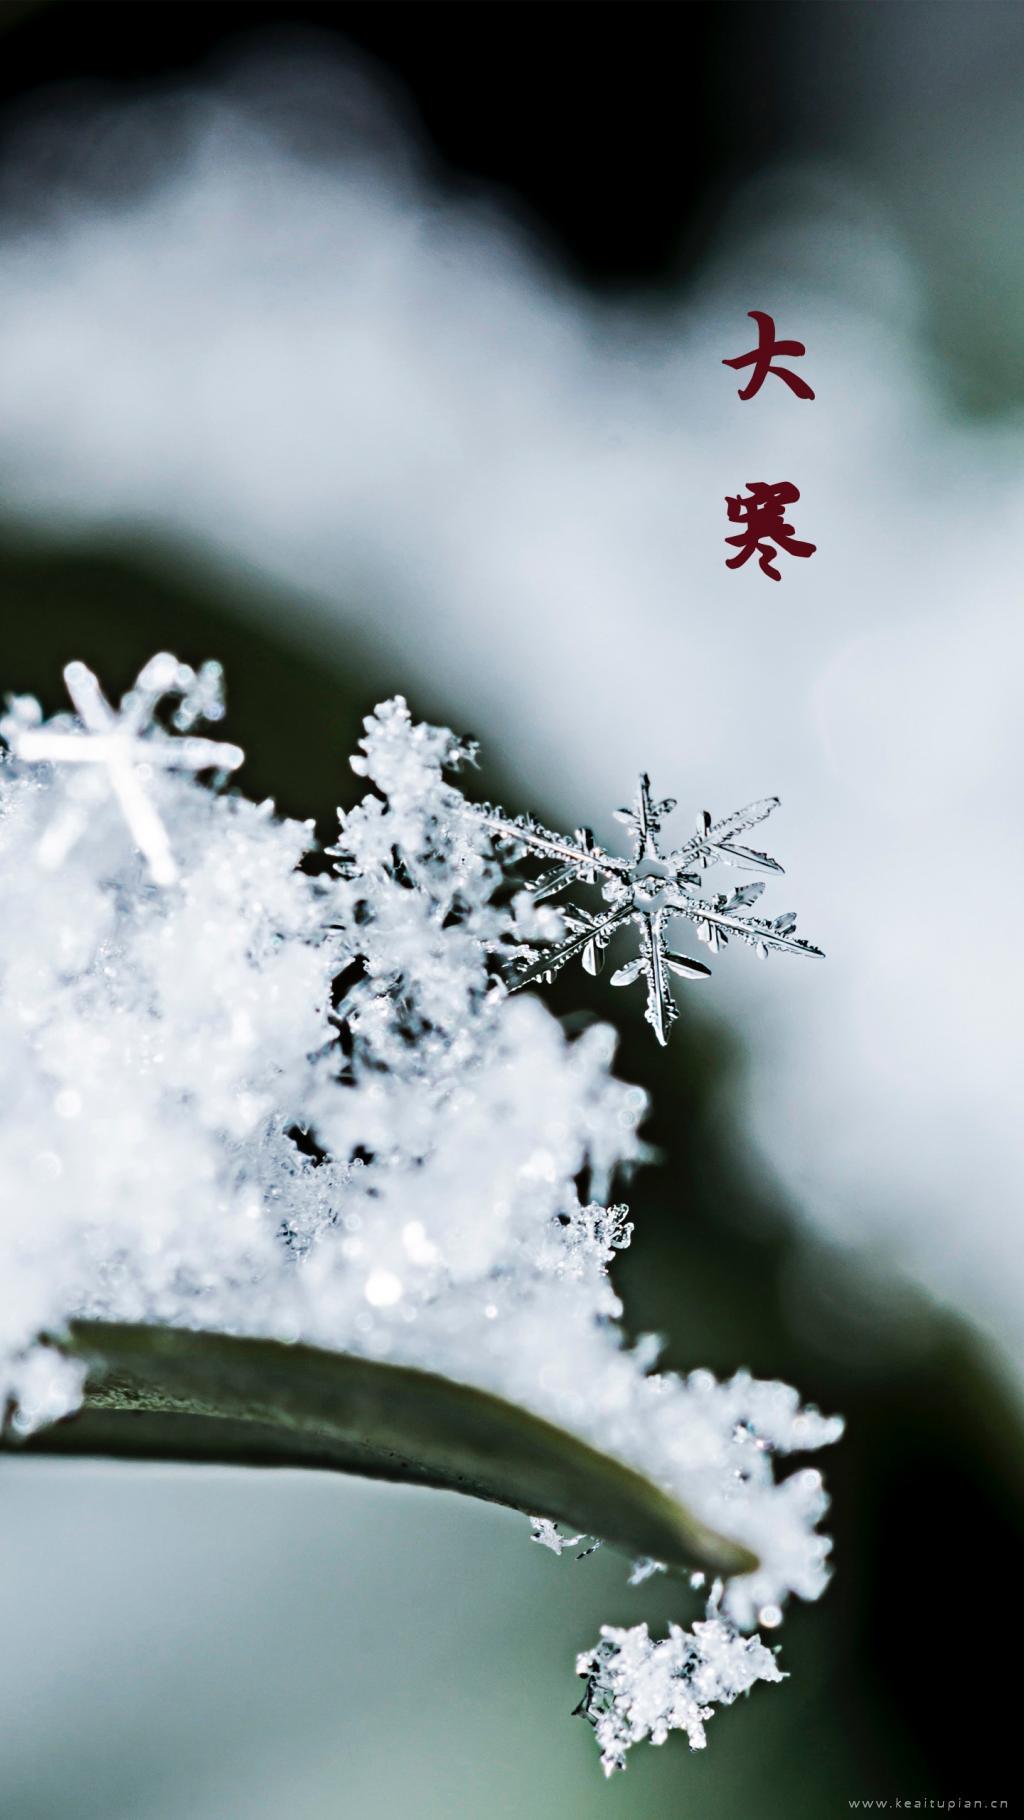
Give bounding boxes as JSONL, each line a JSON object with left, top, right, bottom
{"left": 576, "top": 1596, "right": 785, "bottom": 1776}
{"left": 0, "top": 658, "right": 841, "bottom": 1773}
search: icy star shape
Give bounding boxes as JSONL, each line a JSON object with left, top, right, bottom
{"left": 473, "top": 775, "right": 823, "bottom": 1045}
{"left": 1, "top": 654, "right": 243, "bottom": 885}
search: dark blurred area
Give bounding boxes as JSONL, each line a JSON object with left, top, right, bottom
{"left": 0, "top": 1, "right": 781, "bottom": 285}
{"left": 6, "top": 0, "right": 1024, "bottom": 415}
{"left": 0, "top": 4, "right": 1021, "bottom": 1816}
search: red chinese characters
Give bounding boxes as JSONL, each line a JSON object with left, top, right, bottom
{"left": 723, "top": 312, "right": 816, "bottom": 578}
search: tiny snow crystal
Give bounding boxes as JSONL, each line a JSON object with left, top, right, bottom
{"left": 0, "top": 663, "right": 840, "bottom": 1777}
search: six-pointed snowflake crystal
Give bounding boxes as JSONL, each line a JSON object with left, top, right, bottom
{"left": 472, "top": 775, "right": 823, "bottom": 1044}
{"left": 1, "top": 654, "right": 244, "bottom": 884}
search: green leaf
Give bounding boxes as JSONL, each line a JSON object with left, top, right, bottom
{"left": 5, "top": 1320, "right": 757, "bottom": 1577}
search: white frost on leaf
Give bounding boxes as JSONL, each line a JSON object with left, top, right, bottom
{"left": 470, "top": 774, "right": 823, "bottom": 1044}
{"left": 0, "top": 667, "right": 840, "bottom": 1773}
{"left": 576, "top": 1599, "right": 785, "bottom": 1776}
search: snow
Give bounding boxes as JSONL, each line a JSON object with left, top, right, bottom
{"left": 576, "top": 1596, "right": 785, "bottom": 1775}
{"left": 0, "top": 665, "right": 840, "bottom": 1771}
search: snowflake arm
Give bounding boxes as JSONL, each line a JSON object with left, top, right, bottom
{"left": 508, "top": 902, "right": 634, "bottom": 989}
{"left": 472, "top": 807, "right": 629, "bottom": 890}
{"left": 633, "top": 911, "right": 715, "bottom": 1046}
{"left": 613, "top": 773, "right": 678, "bottom": 866}
{"left": 667, "top": 797, "right": 786, "bottom": 875}
{"left": 669, "top": 891, "right": 824, "bottom": 961}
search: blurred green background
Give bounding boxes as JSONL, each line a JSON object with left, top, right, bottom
{"left": 1, "top": 5, "right": 1023, "bottom": 1816}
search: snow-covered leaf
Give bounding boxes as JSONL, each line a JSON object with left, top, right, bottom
{"left": 0, "top": 670, "right": 840, "bottom": 1777}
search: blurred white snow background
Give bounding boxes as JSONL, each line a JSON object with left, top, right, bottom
{"left": 0, "top": 37, "right": 1020, "bottom": 1393}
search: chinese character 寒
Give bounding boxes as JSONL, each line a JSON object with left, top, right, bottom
{"left": 725, "top": 481, "right": 816, "bottom": 581}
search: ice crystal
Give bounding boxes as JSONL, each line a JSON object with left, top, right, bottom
{"left": 576, "top": 1597, "right": 785, "bottom": 1775}
{"left": 1, "top": 654, "right": 243, "bottom": 885}
{"left": 470, "top": 774, "right": 823, "bottom": 1044}
{"left": 0, "top": 665, "right": 840, "bottom": 1776}
{"left": 529, "top": 1517, "right": 585, "bottom": 1556}
{"left": 627, "top": 1556, "right": 666, "bottom": 1586}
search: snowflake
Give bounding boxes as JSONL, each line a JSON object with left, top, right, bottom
{"left": 1, "top": 654, "right": 244, "bottom": 885}
{"left": 575, "top": 1601, "right": 785, "bottom": 1775}
{"left": 470, "top": 774, "right": 823, "bottom": 1044}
